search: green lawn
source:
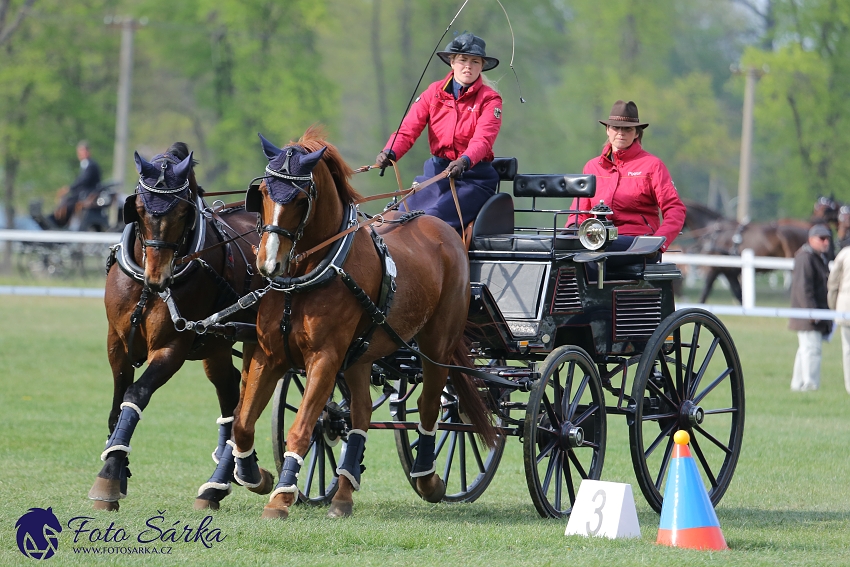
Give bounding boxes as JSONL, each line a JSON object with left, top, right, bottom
{"left": 1, "top": 296, "right": 848, "bottom": 566}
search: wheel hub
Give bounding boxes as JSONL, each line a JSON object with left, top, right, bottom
{"left": 680, "top": 400, "right": 704, "bottom": 427}
{"left": 558, "top": 422, "right": 584, "bottom": 449}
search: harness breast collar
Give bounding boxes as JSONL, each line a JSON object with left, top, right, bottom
{"left": 110, "top": 194, "right": 208, "bottom": 283}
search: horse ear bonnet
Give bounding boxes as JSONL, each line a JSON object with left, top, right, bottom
{"left": 135, "top": 151, "right": 193, "bottom": 215}
{"left": 257, "top": 132, "right": 327, "bottom": 205}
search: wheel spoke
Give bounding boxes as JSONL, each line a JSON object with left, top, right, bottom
{"left": 434, "top": 430, "right": 450, "bottom": 459}
{"left": 304, "top": 443, "right": 319, "bottom": 496}
{"left": 653, "top": 435, "right": 675, "bottom": 490}
{"left": 292, "top": 375, "right": 305, "bottom": 395}
{"left": 541, "top": 449, "right": 558, "bottom": 495}
{"left": 674, "top": 327, "right": 685, "bottom": 398}
{"left": 643, "top": 420, "right": 677, "bottom": 460}
{"left": 564, "top": 457, "right": 577, "bottom": 507}
{"left": 542, "top": 393, "right": 561, "bottom": 429}
{"left": 649, "top": 362, "right": 680, "bottom": 409}
{"left": 567, "top": 449, "right": 589, "bottom": 479}
{"left": 572, "top": 403, "right": 601, "bottom": 428}
{"left": 693, "top": 367, "right": 733, "bottom": 404}
{"left": 690, "top": 337, "right": 720, "bottom": 397}
{"left": 536, "top": 435, "right": 558, "bottom": 465}
{"left": 703, "top": 407, "right": 738, "bottom": 415}
{"left": 443, "top": 432, "right": 458, "bottom": 485}
{"left": 685, "top": 323, "right": 702, "bottom": 396}
{"left": 690, "top": 434, "right": 719, "bottom": 488}
{"left": 568, "top": 374, "right": 590, "bottom": 418}
{"left": 459, "top": 433, "right": 468, "bottom": 492}
{"left": 693, "top": 423, "right": 733, "bottom": 455}
{"left": 284, "top": 403, "right": 299, "bottom": 413}
{"left": 553, "top": 453, "right": 563, "bottom": 510}
{"left": 467, "top": 432, "right": 486, "bottom": 473}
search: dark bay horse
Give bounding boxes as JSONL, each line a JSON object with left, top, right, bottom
{"left": 88, "top": 143, "right": 263, "bottom": 510}
{"left": 229, "top": 128, "right": 496, "bottom": 519}
{"left": 681, "top": 200, "right": 809, "bottom": 303}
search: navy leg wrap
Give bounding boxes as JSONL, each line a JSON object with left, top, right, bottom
{"left": 101, "top": 403, "right": 142, "bottom": 460}
{"left": 337, "top": 429, "right": 367, "bottom": 490}
{"left": 197, "top": 440, "right": 235, "bottom": 497}
{"left": 213, "top": 417, "right": 234, "bottom": 464}
{"left": 411, "top": 424, "right": 437, "bottom": 478}
{"left": 233, "top": 446, "right": 264, "bottom": 488}
{"left": 269, "top": 453, "right": 303, "bottom": 498}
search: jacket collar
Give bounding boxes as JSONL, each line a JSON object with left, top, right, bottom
{"left": 601, "top": 140, "right": 643, "bottom": 167}
{"left": 440, "top": 71, "right": 482, "bottom": 100}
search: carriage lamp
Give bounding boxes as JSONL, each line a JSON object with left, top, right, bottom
{"left": 579, "top": 201, "right": 617, "bottom": 250}
{"left": 507, "top": 320, "right": 539, "bottom": 337}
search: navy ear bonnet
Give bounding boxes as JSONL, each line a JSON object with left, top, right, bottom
{"left": 134, "top": 151, "right": 194, "bottom": 215}
{"left": 259, "top": 133, "right": 326, "bottom": 205}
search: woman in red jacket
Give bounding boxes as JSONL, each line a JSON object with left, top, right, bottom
{"left": 375, "top": 32, "right": 502, "bottom": 231}
{"left": 570, "top": 100, "right": 686, "bottom": 260}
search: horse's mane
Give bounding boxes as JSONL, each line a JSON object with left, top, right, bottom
{"left": 291, "top": 125, "right": 363, "bottom": 204}
{"left": 683, "top": 199, "right": 726, "bottom": 220}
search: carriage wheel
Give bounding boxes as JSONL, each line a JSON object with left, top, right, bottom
{"left": 270, "top": 371, "right": 346, "bottom": 505}
{"left": 392, "top": 374, "right": 507, "bottom": 503}
{"left": 629, "top": 308, "right": 745, "bottom": 513}
{"left": 523, "top": 346, "right": 607, "bottom": 518}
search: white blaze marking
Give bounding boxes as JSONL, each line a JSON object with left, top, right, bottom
{"left": 262, "top": 203, "right": 284, "bottom": 275}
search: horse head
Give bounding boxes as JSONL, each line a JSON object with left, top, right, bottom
{"left": 247, "top": 127, "right": 361, "bottom": 279}
{"left": 124, "top": 144, "right": 197, "bottom": 292}
{"left": 812, "top": 195, "right": 840, "bottom": 226}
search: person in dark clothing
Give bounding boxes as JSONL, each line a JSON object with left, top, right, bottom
{"left": 789, "top": 223, "right": 833, "bottom": 391}
{"left": 49, "top": 141, "right": 102, "bottom": 228}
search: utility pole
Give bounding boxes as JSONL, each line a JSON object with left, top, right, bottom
{"left": 105, "top": 16, "right": 146, "bottom": 224}
{"left": 731, "top": 65, "right": 767, "bottom": 224}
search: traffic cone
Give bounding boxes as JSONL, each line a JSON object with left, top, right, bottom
{"left": 656, "top": 430, "right": 728, "bottom": 550}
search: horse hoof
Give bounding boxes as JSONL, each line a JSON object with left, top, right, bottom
{"left": 92, "top": 499, "right": 119, "bottom": 511}
{"left": 194, "top": 498, "right": 219, "bottom": 511}
{"left": 261, "top": 505, "right": 289, "bottom": 520}
{"left": 327, "top": 501, "right": 353, "bottom": 519}
{"left": 248, "top": 468, "right": 275, "bottom": 495}
{"left": 89, "top": 476, "right": 122, "bottom": 502}
{"left": 416, "top": 475, "right": 446, "bottom": 503}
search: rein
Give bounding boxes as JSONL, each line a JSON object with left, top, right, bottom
{"left": 291, "top": 168, "right": 448, "bottom": 265}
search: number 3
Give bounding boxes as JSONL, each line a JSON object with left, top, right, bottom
{"left": 586, "top": 489, "right": 606, "bottom": 535}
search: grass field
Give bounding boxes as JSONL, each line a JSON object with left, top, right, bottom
{"left": 1, "top": 295, "right": 849, "bottom": 566}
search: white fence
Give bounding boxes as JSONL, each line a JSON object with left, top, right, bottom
{"left": 1, "top": 231, "right": 848, "bottom": 321}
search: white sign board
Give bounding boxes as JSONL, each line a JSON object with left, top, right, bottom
{"left": 564, "top": 480, "right": 641, "bottom": 539}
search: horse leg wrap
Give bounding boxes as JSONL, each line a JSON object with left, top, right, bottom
{"left": 268, "top": 452, "right": 304, "bottom": 501}
{"left": 336, "top": 429, "right": 367, "bottom": 490}
{"left": 101, "top": 402, "right": 142, "bottom": 460}
{"left": 232, "top": 443, "right": 265, "bottom": 488}
{"left": 197, "top": 438, "right": 235, "bottom": 496}
{"left": 212, "top": 416, "right": 234, "bottom": 464}
{"left": 411, "top": 423, "right": 438, "bottom": 478}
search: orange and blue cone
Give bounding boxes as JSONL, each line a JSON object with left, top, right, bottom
{"left": 656, "top": 430, "right": 728, "bottom": 550}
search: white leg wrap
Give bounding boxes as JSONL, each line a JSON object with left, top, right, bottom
{"left": 119, "top": 402, "right": 143, "bottom": 419}
{"left": 348, "top": 428, "right": 368, "bottom": 441}
{"left": 418, "top": 422, "right": 438, "bottom": 435}
{"left": 336, "top": 468, "right": 361, "bottom": 490}
{"left": 269, "top": 486, "right": 299, "bottom": 501}
{"left": 197, "top": 482, "right": 232, "bottom": 497}
{"left": 100, "top": 444, "right": 131, "bottom": 461}
{"left": 410, "top": 463, "right": 436, "bottom": 478}
{"left": 283, "top": 451, "right": 304, "bottom": 466}
{"left": 231, "top": 443, "right": 254, "bottom": 459}
{"left": 216, "top": 415, "right": 234, "bottom": 425}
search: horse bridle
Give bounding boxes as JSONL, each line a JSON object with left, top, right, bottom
{"left": 247, "top": 149, "right": 318, "bottom": 268}
{"left": 135, "top": 159, "right": 197, "bottom": 266}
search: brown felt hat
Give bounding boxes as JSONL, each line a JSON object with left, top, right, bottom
{"left": 599, "top": 100, "right": 649, "bottom": 128}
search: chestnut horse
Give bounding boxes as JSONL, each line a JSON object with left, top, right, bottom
{"left": 229, "top": 128, "right": 496, "bottom": 519}
{"left": 88, "top": 143, "right": 263, "bottom": 510}
{"left": 682, "top": 200, "right": 810, "bottom": 303}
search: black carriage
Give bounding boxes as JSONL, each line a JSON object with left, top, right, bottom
{"left": 269, "top": 158, "right": 745, "bottom": 518}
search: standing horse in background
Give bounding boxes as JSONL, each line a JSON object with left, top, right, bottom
{"left": 229, "top": 127, "right": 496, "bottom": 520}
{"left": 88, "top": 143, "right": 263, "bottom": 511}
{"left": 681, "top": 199, "right": 809, "bottom": 303}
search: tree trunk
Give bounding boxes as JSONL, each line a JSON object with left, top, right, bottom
{"left": 371, "top": 0, "right": 389, "bottom": 141}
{"left": 1, "top": 152, "right": 18, "bottom": 274}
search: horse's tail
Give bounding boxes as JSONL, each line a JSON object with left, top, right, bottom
{"left": 448, "top": 328, "right": 499, "bottom": 449}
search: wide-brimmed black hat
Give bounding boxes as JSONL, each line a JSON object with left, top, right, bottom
{"left": 436, "top": 32, "right": 499, "bottom": 72}
{"left": 599, "top": 100, "right": 649, "bottom": 128}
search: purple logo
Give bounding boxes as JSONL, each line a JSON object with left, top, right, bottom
{"left": 16, "top": 507, "right": 62, "bottom": 560}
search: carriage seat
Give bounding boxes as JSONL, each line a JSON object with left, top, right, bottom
{"left": 470, "top": 173, "right": 596, "bottom": 252}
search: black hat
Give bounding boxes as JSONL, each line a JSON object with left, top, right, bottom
{"left": 599, "top": 100, "right": 649, "bottom": 128}
{"left": 436, "top": 32, "right": 499, "bottom": 72}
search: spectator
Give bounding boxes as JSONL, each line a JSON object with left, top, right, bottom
{"left": 827, "top": 244, "right": 850, "bottom": 395}
{"left": 49, "top": 140, "right": 102, "bottom": 228}
{"left": 789, "top": 223, "right": 833, "bottom": 392}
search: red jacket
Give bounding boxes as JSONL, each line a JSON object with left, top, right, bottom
{"left": 385, "top": 72, "right": 502, "bottom": 167}
{"left": 570, "top": 141, "right": 686, "bottom": 252}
